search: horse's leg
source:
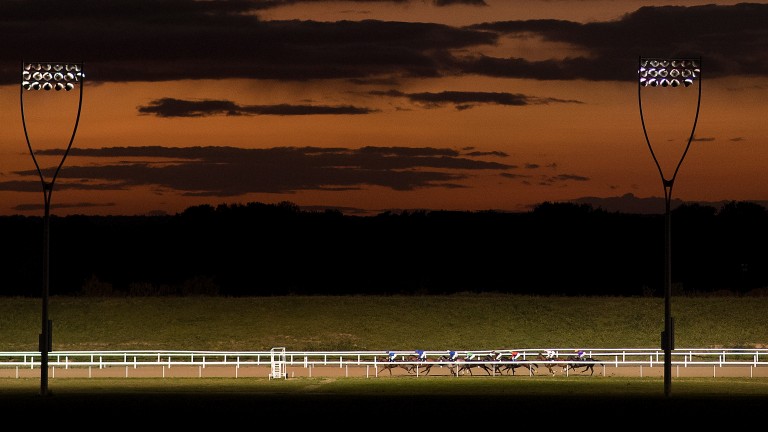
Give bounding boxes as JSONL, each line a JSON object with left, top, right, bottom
{"left": 448, "top": 363, "right": 458, "bottom": 376}
{"left": 380, "top": 363, "right": 393, "bottom": 376}
{"left": 549, "top": 362, "right": 557, "bottom": 376}
{"left": 476, "top": 363, "right": 491, "bottom": 376}
{"left": 421, "top": 363, "right": 433, "bottom": 376}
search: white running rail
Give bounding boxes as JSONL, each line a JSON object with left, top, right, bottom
{"left": 1, "top": 348, "right": 766, "bottom": 373}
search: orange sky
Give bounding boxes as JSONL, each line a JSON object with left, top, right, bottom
{"left": 0, "top": 1, "right": 765, "bottom": 216}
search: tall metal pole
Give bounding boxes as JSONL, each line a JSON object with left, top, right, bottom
{"left": 638, "top": 56, "right": 701, "bottom": 397}
{"left": 21, "top": 61, "right": 84, "bottom": 396}
{"left": 41, "top": 183, "right": 52, "bottom": 395}
{"left": 663, "top": 180, "right": 673, "bottom": 397}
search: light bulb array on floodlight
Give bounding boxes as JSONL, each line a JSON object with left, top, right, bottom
{"left": 638, "top": 57, "right": 699, "bottom": 88}
{"left": 22, "top": 62, "right": 84, "bottom": 91}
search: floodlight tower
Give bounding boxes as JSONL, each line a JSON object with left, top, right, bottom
{"left": 638, "top": 57, "right": 701, "bottom": 397}
{"left": 20, "top": 60, "right": 85, "bottom": 396}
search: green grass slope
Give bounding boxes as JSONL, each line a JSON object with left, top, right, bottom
{"left": 1, "top": 294, "right": 765, "bottom": 351}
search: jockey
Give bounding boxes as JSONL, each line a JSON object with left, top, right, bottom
{"left": 415, "top": 350, "right": 427, "bottom": 361}
{"left": 575, "top": 349, "right": 586, "bottom": 359}
{"left": 544, "top": 350, "right": 557, "bottom": 359}
{"left": 387, "top": 351, "right": 397, "bottom": 362}
{"left": 447, "top": 350, "right": 458, "bottom": 361}
{"left": 511, "top": 351, "right": 521, "bottom": 361}
{"left": 494, "top": 351, "right": 504, "bottom": 361}
{"left": 466, "top": 352, "right": 476, "bottom": 360}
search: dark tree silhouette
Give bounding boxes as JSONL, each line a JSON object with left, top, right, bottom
{"left": 2, "top": 200, "right": 766, "bottom": 297}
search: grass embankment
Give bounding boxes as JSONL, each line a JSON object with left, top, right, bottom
{"left": 0, "top": 294, "right": 765, "bottom": 351}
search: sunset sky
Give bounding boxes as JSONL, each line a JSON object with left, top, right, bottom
{"left": 0, "top": 0, "right": 765, "bottom": 217}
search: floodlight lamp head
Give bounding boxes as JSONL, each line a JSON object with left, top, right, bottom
{"left": 22, "top": 61, "right": 84, "bottom": 91}
{"left": 638, "top": 57, "right": 699, "bottom": 88}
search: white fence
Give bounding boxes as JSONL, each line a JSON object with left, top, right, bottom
{"left": 1, "top": 348, "right": 766, "bottom": 378}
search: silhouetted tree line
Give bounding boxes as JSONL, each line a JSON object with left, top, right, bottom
{"left": 2, "top": 200, "right": 767, "bottom": 297}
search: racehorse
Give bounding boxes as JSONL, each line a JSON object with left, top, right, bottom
{"left": 453, "top": 353, "right": 496, "bottom": 376}
{"left": 445, "top": 356, "right": 467, "bottom": 376}
{"left": 495, "top": 353, "right": 538, "bottom": 376}
{"left": 442, "top": 354, "right": 486, "bottom": 376}
{"left": 377, "top": 355, "right": 417, "bottom": 376}
{"left": 376, "top": 355, "right": 401, "bottom": 376}
{"left": 535, "top": 353, "right": 567, "bottom": 376}
{"left": 416, "top": 354, "right": 453, "bottom": 376}
{"left": 563, "top": 356, "right": 603, "bottom": 376}
{"left": 378, "top": 353, "right": 449, "bottom": 376}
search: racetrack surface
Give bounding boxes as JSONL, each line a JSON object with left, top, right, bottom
{"left": 3, "top": 374, "right": 767, "bottom": 426}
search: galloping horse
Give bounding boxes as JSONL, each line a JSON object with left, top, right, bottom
{"left": 377, "top": 353, "right": 418, "bottom": 376}
{"left": 495, "top": 352, "right": 537, "bottom": 376}
{"left": 416, "top": 354, "right": 453, "bottom": 376}
{"left": 405, "top": 350, "right": 447, "bottom": 376}
{"left": 377, "top": 355, "right": 404, "bottom": 376}
{"left": 535, "top": 353, "right": 566, "bottom": 376}
{"left": 563, "top": 356, "right": 603, "bottom": 376}
{"left": 447, "top": 353, "right": 494, "bottom": 376}
{"left": 378, "top": 352, "right": 448, "bottom": 376}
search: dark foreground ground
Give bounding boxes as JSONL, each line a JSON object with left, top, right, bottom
{"left": 8, "top": 392, "right": 768, "bottom": 425}
{"left": 3, "top": 377, "right": 767, "bottom": 426}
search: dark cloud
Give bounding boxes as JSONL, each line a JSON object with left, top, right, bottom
{"left": 0, "top": 1, "right": 496, "bottom": 85}
{"left": 137, "top": 97, "right": 376, "bottom": 117}
{"left": 1, "top": 146, "right": 516, "bottom": 197}
{"left": 370, "top": 89, "right": 583, "bottom": 109}
{"left": 463, "top": 150, "right": 508, "bottom": 157}
{"left": 13, "top": 201, "right": 116, "bottom": 212}
{"left": 3, "top": 2, "right": 763, "bottom": 86}
{"left": 500, "top": 172, "right": 530, "bottom": 179}
{"left": 464, "top": 3, "right": 768, "bottom": 81}
{"left": 530, "top": 173, "right": 591, "bottom": 186}
{"left": 434, "top": 0, "right": 487, "bottom": 6}
{"left": 552, "top": 174, "right": 589, "bottom": 182}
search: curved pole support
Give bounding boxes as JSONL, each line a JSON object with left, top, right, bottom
{"left": 20, "top": 60, "right": 84, "bottom": 397}
{"left": 637, "top": 56, "right": 701, "bottom": 398}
